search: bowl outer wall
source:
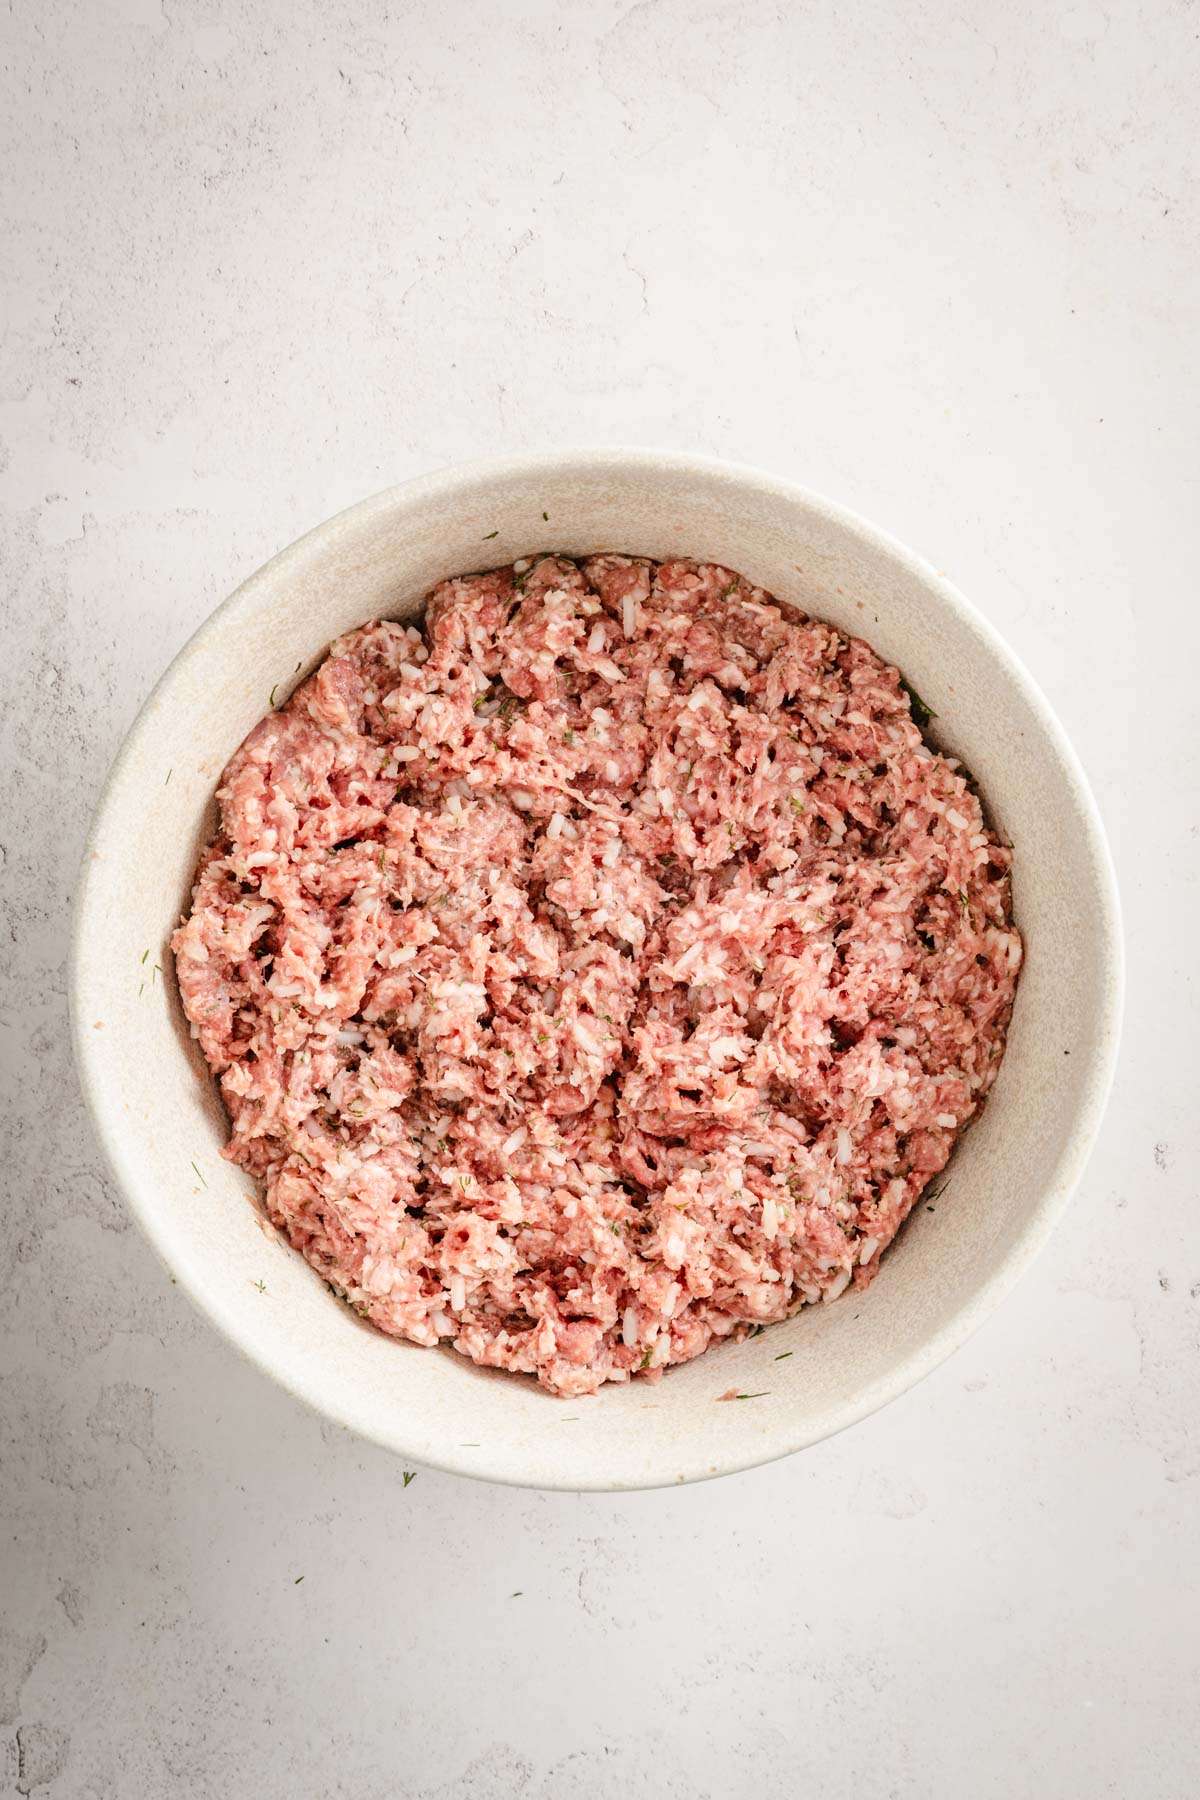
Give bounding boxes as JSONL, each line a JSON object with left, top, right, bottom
{"left": 70, "top": 449, "right": 1124, "bottom": 1490}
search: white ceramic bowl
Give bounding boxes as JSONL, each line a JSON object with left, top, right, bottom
{"left": 71, "top": 449, "right": 1122, "bottom": 1490}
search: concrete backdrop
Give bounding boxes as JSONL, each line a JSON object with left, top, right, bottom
{"left": 2, "top": 2, "right": 1197, "bottom": 1795}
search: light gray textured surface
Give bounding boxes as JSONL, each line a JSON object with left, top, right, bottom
{"left": 1, "top": 1, "right": 1196, "bottom": 1795}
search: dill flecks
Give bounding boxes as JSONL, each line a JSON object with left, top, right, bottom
{"left": 899, "top": 676, "right": 934, "bottom": 730}
{"left": 402, "top": 1470, "right": 417, "bottom": 1487}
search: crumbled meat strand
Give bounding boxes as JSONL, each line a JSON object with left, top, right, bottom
{"left": 173, "top": 554, "right": 1022, "bottom": 1396}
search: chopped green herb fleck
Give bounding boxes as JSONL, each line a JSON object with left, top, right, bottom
{"left": 899, "top": 676, "right": 934, "bottom": 730}
{"left": 563, "top": 728, "right": 576, "bottom": 745}
{"left": 774, "top": 1350, "right": 793, "bottom": 1361}
{"left": 511, "top": 1590, "right": 524, "bottom": 1597}
{"left": 294, "top": 1575, "right": 304, "bottom": 1584}
{"left": 542, "top": 510, "right": 550, "bottom": 522}
{"left": 788, "top": 794, "right": 806, "bottom": 814}
{"left": 164, "top": 768, "right": 173, "bottom": 785}
{"left": 140, "top": 948, "right": 150, "bottom": 964}
{"left": 483, "top": 529, "right": 499, "bottom": 540}
{"left": 402, "top": 1470, "right": 417, "bottom": 1487}
{"left": 252, "top": 1278, "right": 267, "bottom": 1294}
{"left": 269, "top": 683, "right": 280, "bottom": 708}
{"left": 190, "top": 1160, "right": 207, "bottom": 1188}
{"left": 735, "top": 1391, "right": 768, "bottom": 1400}
{"left": 638, "top": 1347, "right": 653, "bottom": 1370}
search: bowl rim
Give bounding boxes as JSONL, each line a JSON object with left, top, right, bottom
{"left": 69, "top": 446, "right": 1125, "bottom": 1489}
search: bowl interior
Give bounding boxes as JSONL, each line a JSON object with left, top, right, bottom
{"left": 72, "top": 451, "right": 1121, "bottom": 1488}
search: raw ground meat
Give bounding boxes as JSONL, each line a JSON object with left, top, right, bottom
{"left": 172, "top": 554, "right": 1022, "bottom": 1397}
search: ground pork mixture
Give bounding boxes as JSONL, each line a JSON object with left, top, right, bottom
{"left": 173, "top": 554, "right": 1022, "bottom": 1397}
